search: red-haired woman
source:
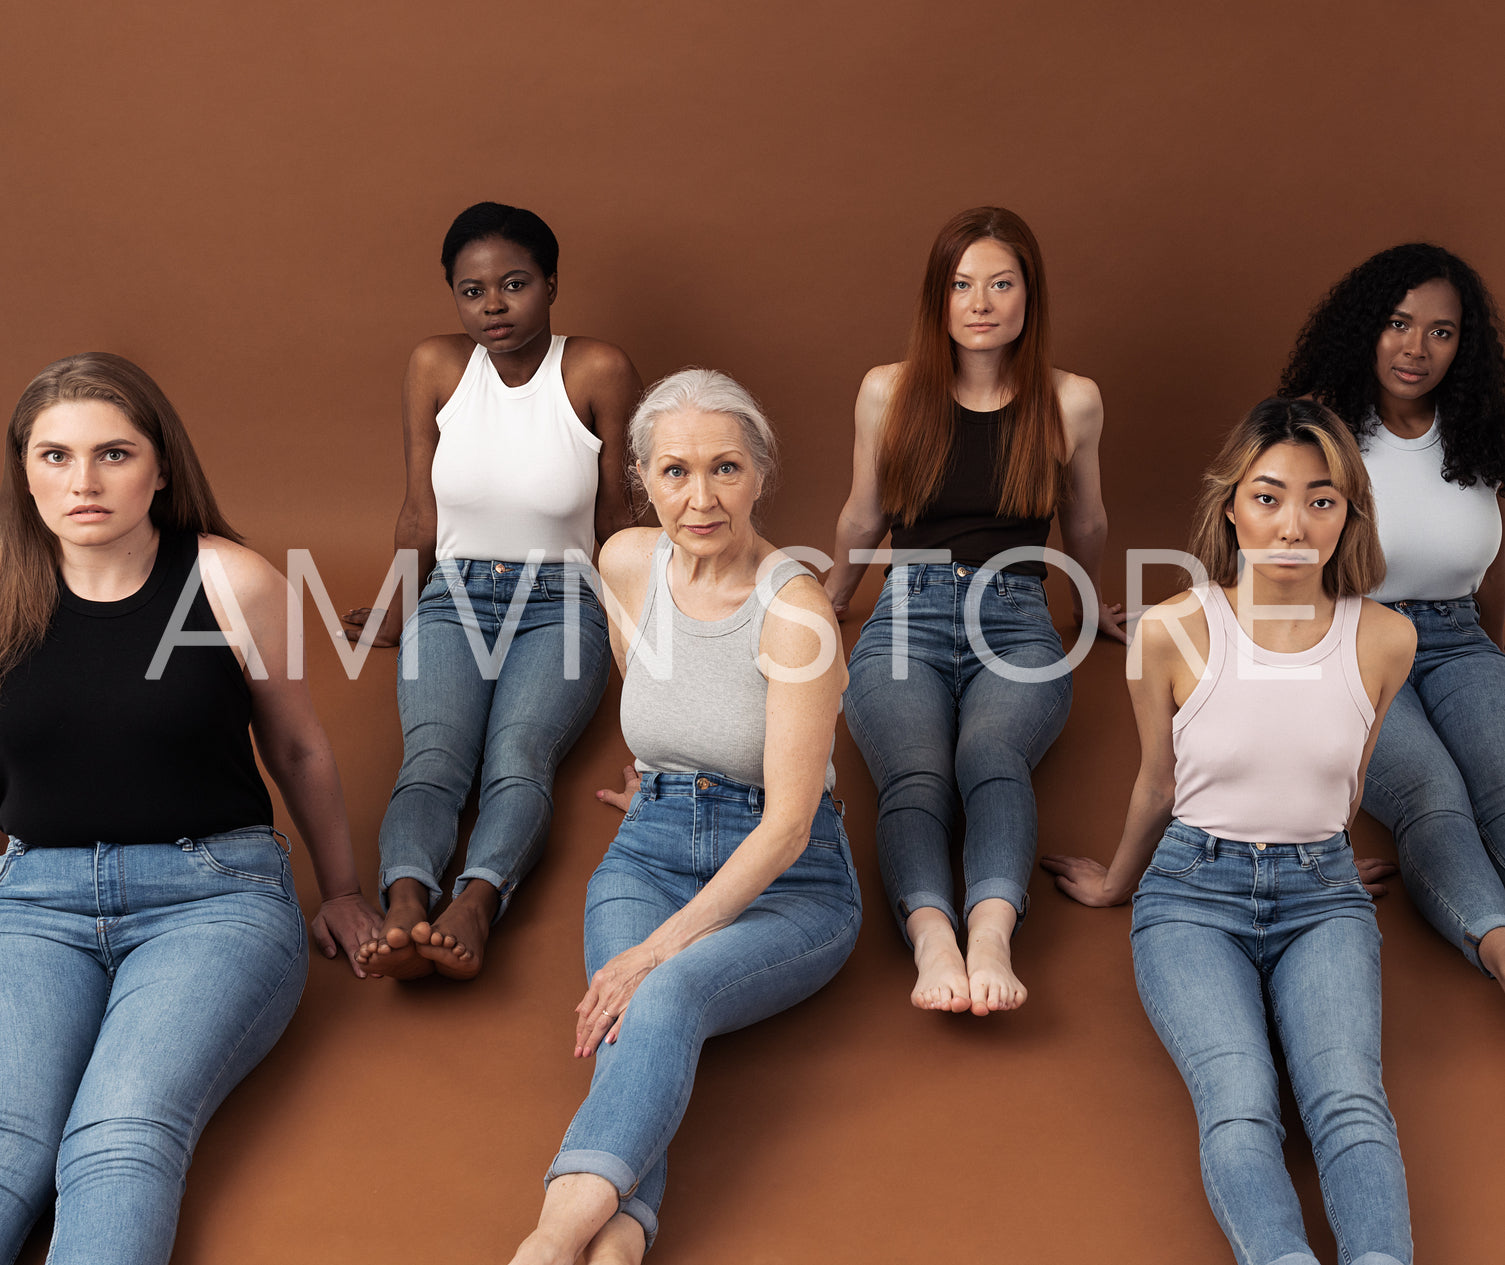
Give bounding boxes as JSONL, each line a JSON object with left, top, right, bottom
{"left": 826, "top": 207, "right": 1125, "bottom": 1014}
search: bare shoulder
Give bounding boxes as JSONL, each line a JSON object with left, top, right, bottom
{"left": 598, "top": 526, "right": 660, "bottom": 588}
{"left": 561, "top": 336, "right": 636, "bottom": 384}
{"left": 409, "top": 333, "right": 473, "bottom": 379}
{"left": 765, "top": 568, "right": 836, "bottom": 621}
{"left": 855, "top": 362, "right": 902, "bottom": 436}
{"left": 1052, "top": 369, "right": 1103, "bottom": 437}
{"left": 1357, "top": 597, "right": 1417, "bottom": 664}
{"left": 194, "top": 535, "right": 288, "bottom": 631}
{"left": 1139, "top": 589, "right": 1209, "bottom": 649}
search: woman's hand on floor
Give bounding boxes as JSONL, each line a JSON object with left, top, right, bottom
{"left": 1355, "top": 856, "right": 1399, "bottom": 898}
{"left": 575, "top": 943, "right": 659, "bottom": 1057}
{"left": 595, "top": 765, "right": 642, "bottom": 813}
{"left": 1039, "top": 854, "right": 1127, "bottom": 907}
{"left": 313, "top": 893, "right": 387, "bottom": 978}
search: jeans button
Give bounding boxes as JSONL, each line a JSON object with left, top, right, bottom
{"left": 696, "top": 777, "right": 711, "bottom": 790}
{"left": 494, "top": 563, "right": 508, "bottom": 573}
{"left": 956, "top": 566, "right": 970, "bottom": 578}
{"left": 1255, "top": 843, "right": 1267, "bottom": 851}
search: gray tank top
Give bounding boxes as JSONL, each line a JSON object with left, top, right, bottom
{"left": 620, "top": 534, "right": 837, "bottom": 791}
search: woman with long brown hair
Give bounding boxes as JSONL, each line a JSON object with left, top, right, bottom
{"left": 0, "top": 353, "right": 380, "bottom": 1265}
{"left": 826, "top": 206, "right": 1124, "bottom": 1014}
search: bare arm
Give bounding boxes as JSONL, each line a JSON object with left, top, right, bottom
{"left": 824, "top": 365, "right": 896, "bottom": 618}
{"left": 574, "top": 572, "right": 846, "bottom": 1055}
{"left": 1055, "top": 372, "right": 1126, "bottom": 644}
{"left": 342, "top": 337, "right": 458, "bottom": 646}
{"left": 562, "top": 337, "right": 644, "bottom": 544}
{"left": 201, "top": 538, "right": 383, "bottom": 975}
{"left": 1041, "top": 609, "right": 1184, "bottom": 905}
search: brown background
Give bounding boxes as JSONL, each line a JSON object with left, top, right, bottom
{"left": 5, "top": 2, "right": 1505, "bottom": 1260}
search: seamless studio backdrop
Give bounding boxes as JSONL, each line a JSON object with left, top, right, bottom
{"left": 4, "top": 2, "right": 1504, "bottom": 1261}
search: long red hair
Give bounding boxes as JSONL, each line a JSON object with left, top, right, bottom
{"left": 880, "top": 207, "right": 1064, "bottom": 523}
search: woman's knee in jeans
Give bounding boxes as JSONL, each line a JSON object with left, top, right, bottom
{"left": 56, "top": 1115, "right": 189, "bottom": 1194}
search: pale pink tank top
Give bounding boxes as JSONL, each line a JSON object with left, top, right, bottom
{"left": 1171, "top": 584, "right": 1374, "bottom": 844}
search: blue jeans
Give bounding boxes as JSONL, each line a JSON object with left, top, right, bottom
{"left": 1360, "top": 596, "right": 1505, "bottom": 973}
{"left": 1131, "top": 822, "right": 1411, "bottom": 1265}
{"left": 378, "top": 560, "right": 610, "bottom": 913}
{"left": 843, "top": 564, "right": 1071, "bottom": 936}
{"left": 0, "top": 828, "right": 307, "bottom": 1265}
{"left": 547, "top": 773, "right": 861, "bottom": 1244}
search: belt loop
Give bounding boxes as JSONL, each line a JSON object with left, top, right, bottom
{"left": 1205, "top": 834, "right": 1219, "bottom": 860}
{"left": 747, "top": 785, "right": 763, "bottom": 813}
{"left": 272, "top": 828, "right": 291, "bottom": 853}
{"left": 178, "top": 837, "right": 194, "bottom": 851}
{"left": 640, "top": 771, "right": 658, "bottom": 801}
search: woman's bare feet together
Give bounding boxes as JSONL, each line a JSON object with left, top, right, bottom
{"left": 907, "top": 908, "right": 972, "bottom": 1012}
{"left": 358, "top": 877, "right": 435, "bottom": 980}
{"left": 965, "top": 898, "right": 1027, "bottom": 1015}
{"left": 582, "top": 1212, "right": 646, "bottom": 1265}
{"left": 413, "top": 879, "right": 500, "bottom": 980}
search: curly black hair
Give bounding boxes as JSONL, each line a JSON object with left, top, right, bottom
{"left": 1280, "top": 242, "right": 1505, "bottom": 490}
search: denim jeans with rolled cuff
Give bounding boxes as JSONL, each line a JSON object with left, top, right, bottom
{"left": 377, "top": 559, "right": 610, "bottom": 918}
{"left": 0, "top": 827, "right": 308, "bottom": 1265}
{"left": 843, "top": 563, "right": 1071, "bottom": 941}
{"left": 1131, "top": 821, "right": 1411, "bottom": 1265}
{"left": 1360, "top": 595, "right": 1505, "bottom": 974}
{"left": 545, "top": 772, "right": 861, "bottom": 1245}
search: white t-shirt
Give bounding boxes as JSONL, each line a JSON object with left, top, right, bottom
{"left": 1362, "top": 416, "right": 1501, "bottom": 603}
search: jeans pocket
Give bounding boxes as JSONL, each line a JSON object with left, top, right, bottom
{"left": 1003, "top": 582, "right": 1055, "bottom": 626}
{"left": 1145, "top": 838, "right": 1207, "bottom": 878}
{"left": 0, "top": 845, "right": 14, "bottom": 885}
{"left": 1307, "top": 848, "right": 1363, "bottom": 888}
{"left": 192, "top": 834, "right": 290, "bottom": 887}
{"left": 622, "top": 791, "right": 645, "bottom": 823}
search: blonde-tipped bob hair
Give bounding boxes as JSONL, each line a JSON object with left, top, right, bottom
{"left": 626, "top": 367, "right": 779, "bottom": 508}
{"left": 1188, "top": 397, "right": 1385, "bottom": 597}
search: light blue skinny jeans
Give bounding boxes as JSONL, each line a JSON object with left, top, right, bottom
{"left": 1131, "top": 821, "right": 1411, "bottom": 1265}
{"left": 0, "top": 828, "right": 307, "bottom": 1265}
{"left": 547, "top": 772, "right": 862, "bottom": 1245}
{"left": 378, "top": 559, "right": 610, "bottom": 914}
{"left": 1360, "top": 595, "right": 1505, "bottom": 972}
{"left": 843, "top": 563, "right": 1071, "bottom": 937}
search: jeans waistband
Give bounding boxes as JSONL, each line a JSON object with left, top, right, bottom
{"left": 637, "top": 771, "right": 768, "bottom": 810}
{"left": 438, "top": 558, "right": 595, "bottom": 582}
{"left": 1385, "top": 595, "right": 1477, "bottom": 612}
{"left": 4, "top": 825, "right": 288, "bottom": 855}
{"left": 892, "top": 562, "right": 1047, "bottom": 593}
{"left": 1163, "top": 818, "right": 1349, "bottom": 859}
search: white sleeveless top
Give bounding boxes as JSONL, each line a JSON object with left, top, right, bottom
{"left": 620, "top": 534, "right": 837, "bottom": 791}
{"left": 431, "top": 335, "right": 602, "bottom": 563}
{"left": 1171, "top": 584, "right": 1373, "bottom": 844}
{"left": 1361, "top": 416, "right": 1501, "bottom": 603}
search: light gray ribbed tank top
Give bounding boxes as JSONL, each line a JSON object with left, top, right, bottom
{"left": 620, "top": 534, "right": 837, "bottom": 791}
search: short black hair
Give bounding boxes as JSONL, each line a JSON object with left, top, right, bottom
{"left": 440, "top": 202, "right": 559, "bottom": 284}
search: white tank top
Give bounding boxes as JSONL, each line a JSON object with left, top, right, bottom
{"left": 1171, "top": 584, "right": 1373, "bottom": 844}
{"left": 431, "top": 335, "right": 602, "bottom": 563}
{"left": 1361, "top": 416, "right": 1501, "bottom": 602}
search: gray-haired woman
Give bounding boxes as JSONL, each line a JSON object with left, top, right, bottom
{"left": 506, "top": 369, "right": 861, "bottom": 1265}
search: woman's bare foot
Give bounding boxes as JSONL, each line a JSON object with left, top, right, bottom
{"left": 357, "top": 878, "right": 435, "bottom": 980}
{"left": 906, "top": 907, "right": 971, "bottom": 1012}
{"left": 581, "top": 1212, "right": 646, "bottom": 1265}
{"left": 413, "top": 880, "right": 501, "bottom": 980}
{"left": 965, "top": 898, "right": 1027, "bottom": 1015}
{"left": 1479, "top": 926, "right": 1505, "bottom": 997}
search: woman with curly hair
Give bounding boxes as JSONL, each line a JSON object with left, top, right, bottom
{"left": 826, "top": 206, "right": 1125, "bottom": 1015}
{"left": 1282, "top": 242, "right": 1505, "bottom": 991}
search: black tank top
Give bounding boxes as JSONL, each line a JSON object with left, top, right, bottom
{"left": 0, "top": 528, "right": 274, "bottom": 845}
{"left": 889, "top": 402, "right": 1053, "bottom": 575}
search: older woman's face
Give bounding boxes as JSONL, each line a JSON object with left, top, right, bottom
{"left": 639, "top": 409, "right": 763, "bottom": 556}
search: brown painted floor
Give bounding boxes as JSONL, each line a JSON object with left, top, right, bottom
{"left": 17, "top": 608, "right": 1505, "bottom": 1264}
